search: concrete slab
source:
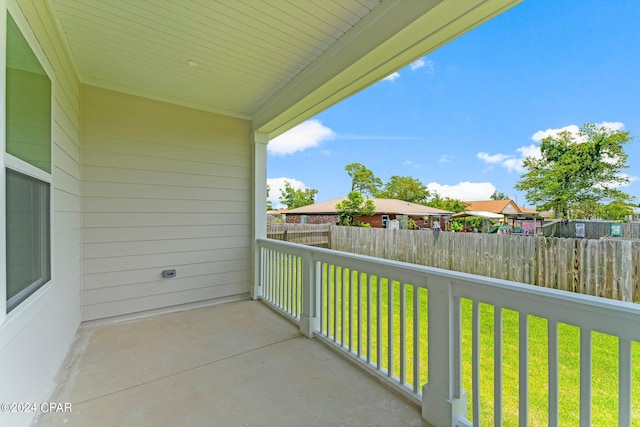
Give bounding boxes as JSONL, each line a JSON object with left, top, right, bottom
{"left": 35, "top": 300, "right": 430, "bottom": 427}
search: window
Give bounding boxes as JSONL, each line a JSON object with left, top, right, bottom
{"left": 5, "top": 14, "right": 52, "bottom": 312}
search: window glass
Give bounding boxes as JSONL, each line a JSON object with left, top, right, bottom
{"left": 6, "top": 14, "right": 51, "bottom": 173}
{"left": 6, "top": 169, "right": 51, "bottom": 311}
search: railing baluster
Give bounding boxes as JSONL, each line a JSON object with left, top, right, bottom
{"left": 321, "top": 263, "right": 327, "bottom": 336}
{"left": 357, "top": 272, "right": 363, "bottom": 358}
{"left": 619, "top": 338, "right": 632, "bottom": 427}
{"left": 279, "top": 252, "right": 284, "bottom": 307}
{"left": 326, "top": 264, "right": 331, "bottom": 337}
{"left": 272, "top": 251, "right": 277, "bottom": 304}
{"left": 580, "top": 328, "right": 592, "bottom": 426}
{"left": 388, "top": 279, "right": 394, "bottom": 378}
{"left": 453, "top": 294, "right": 462, "bottom": 400}
{"left": 342, "top": 267, "right": 347, "bottom": 347}
{"left": 260, "top": 248, "right": 269, "bottom": 298}
{"left": 262, "top": 248, "right": 268, "bottom": 300}
{"left": 548, "top": 320, "right": 559, "bottom": 427}
{"left": 494, "top": 305, "right": 503, "bottom": 427}
{"left": 473, "top": 300, "right": 481, "bottom": 427}
{"left": 413, "top": 286, "right": 420, "bottom": 394}
{"left": 333, "top": 265, "right": 338, "bottom": 342}
{"left": 377, "top": 276, "right": 382, "bottom": 370}
{"left": 295, "top": 256, "right": 300, "bottom": 316}
{"left": 400, "top": 282, "right": 406, "bottom": 385}
{"left": 349, "top": 270, "right": 354, "bottom": 352}
{"left": 519, "top": 313, "right": 529, "bottom": 427}
{"left": 287, "top": 254, "right": 292, "bottom": 313}
{"left": 367, "top": 274, "right": 373, "bottom": 365}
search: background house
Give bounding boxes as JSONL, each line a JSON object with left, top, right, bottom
{"left": 284, "top": 197, "right": 452, "bottom": 228}
{"left": 462, "top": 199, "right": 541, "bottom": 233}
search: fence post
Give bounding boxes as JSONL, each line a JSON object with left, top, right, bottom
{"left": 300, "top": 250, "right": 320, "bottom": 338}
{"left": 422, "top": 276, "right": 468, "bottom": 426}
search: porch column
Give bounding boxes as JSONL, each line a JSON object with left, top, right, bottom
{"left": 251, "top": 132, "right": 268, "bottom": 300}
{"left": 422, "top": 277, "right": 468, "bottom": 427}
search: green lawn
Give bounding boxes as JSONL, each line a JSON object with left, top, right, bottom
{"left": 312, "top": 266, "right": 640, "bottom": 426}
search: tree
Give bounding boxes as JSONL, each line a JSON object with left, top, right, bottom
{"left": 266, "top": 185, "right": 274, "bottom": 211}
{"left": 335, "top": 191, "right": 376, "bottom": 226}
{"left": 376, "top": 175, "right": 430, "bottom": 204}
{"left": 279, "top": 181, "right": 318, "bottom": 209}
{"left": 345, "top": 163, "right": 382, "bottom": 196}
{"left": 515, "top": 123, "right": 633, "bottom": 218}
{"left": 490, "top": 190, "right": 509, "bottom": 200}
{"left": 427, "top": 192, "right": 467, "bottom": 213}
{"left": 601, "top": 200, "right": 634, "bottom": 221}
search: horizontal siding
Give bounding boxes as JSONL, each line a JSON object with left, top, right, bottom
{"left": 81, "top": 86, "right": 252, "bottom": 320}
{"left": 82, "top": 282, "right": 248, "bottom": 321}
{"left": 82, "top": 224, "right": 249, "bottom": 243}
{"left": 83, "top": 236, "right": 251, "bottom": 259}
{"left": 83, "top": 262, "right": 249, "bottom": 292}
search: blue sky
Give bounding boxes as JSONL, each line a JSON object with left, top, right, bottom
{"left": 267, "top": 0, "right": 640, "bottom": 209}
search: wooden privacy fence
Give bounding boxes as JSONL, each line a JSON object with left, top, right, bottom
{"left": 331, "top": 226, "right": 640, "bottom": 302}
{"left": 544, "top": 220, "right": 640, "bottom": 239}
{"left": 267, "top": 223, "right": 331, "bottom": 247}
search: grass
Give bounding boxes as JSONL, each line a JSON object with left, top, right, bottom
{"left": 303, "top": 265, "right": 640, "bottom": 426}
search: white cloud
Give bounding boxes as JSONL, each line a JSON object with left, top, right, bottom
{"left": 439, "top": 154, "right": 453, "bottom": 163}
{"left": 410, "top": 59, "right": 425, "bottom": 71}
{"left": 599, "top": 121, "right": 625, "bottom": 131}
{"left": 531, "top": 121, "right": 625, "bottom": 142}
{"left": 403, "top": 160, "right": 423, "bottom": 168}
{"left": 268, "top": 119, "right": 336, "bottom": 156}
{"left": 531, "top": 125, "right": 580, "bottom": 142}
{"left": 516, "top": 144, "right": 542, "bottom": 160}
{"left": 477, "top": 152, "right": 510, "bottom": 164}
{"left": 383, "top": 72, "right": 401, "bottom": 81}
{"left": 267, "top": 177, "right": 307, "bottom": 209}
{"left": 618, "top": 174, "right": 638, "bottom": 187}
{"left": 410, "top": 58, "right": 435, "bottom": 73}
{"left": 597, "top": 173, "right": 638, "bottom": 190}
{"left": 426, "top": 182, "right": 497, "bottom": 201}
{"left": 477, "top": 144, "right": 542, "bottom": 173}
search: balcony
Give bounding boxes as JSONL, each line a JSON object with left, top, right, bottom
{"left": 39, "top": 239, "right": 640, "bottom": 426}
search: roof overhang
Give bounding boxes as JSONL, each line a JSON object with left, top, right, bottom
{"left": 48, "top": 0, "right": 522, "bottom": 137}
{"left": 452, "top": 211, "right": 505, "bottom": 219}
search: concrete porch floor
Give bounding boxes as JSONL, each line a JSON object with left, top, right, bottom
{"left": 36, "top": 300, "right": 430, "bottom": 427}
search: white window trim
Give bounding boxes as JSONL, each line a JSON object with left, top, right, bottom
{"left": 5, "top": 153, "right": 52, "bottom": 183}
{"left": 1, "top": 2, "right": 56, "bottom": 326}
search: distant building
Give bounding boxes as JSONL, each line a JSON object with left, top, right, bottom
{"left": 460, "top": 200, "right": 542, "bottom": 234}
{"left": 283, "top": 197, "right": 453, "bottom": 229}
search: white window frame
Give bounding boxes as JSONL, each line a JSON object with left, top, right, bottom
{"left": 0, "top": 2, "right": 55, "bottom": 325}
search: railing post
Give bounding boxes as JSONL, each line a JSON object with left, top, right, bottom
{"left": 422, "top": 277, "right": 468, "bottom": 427}
{"left": 299, "top": 250, "right": 319, "bottom": 338}
{"left": 251, "top": 132, "right": 268, "bottom": 300}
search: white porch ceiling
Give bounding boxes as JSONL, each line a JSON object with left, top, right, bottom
{"left": 48, "top": 0, "right": 521, "bottom": 137}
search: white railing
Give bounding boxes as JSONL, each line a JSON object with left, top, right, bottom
{"left": 256, "top": 238, "right": 640, "bottom": 427}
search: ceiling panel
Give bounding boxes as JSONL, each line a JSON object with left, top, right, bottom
{"left": 50, "top": 0, "right": 380, "bottom": 118}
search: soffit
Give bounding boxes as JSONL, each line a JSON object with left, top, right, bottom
{"left": 49, "top": 0, "right": 381, "bottom": 118}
